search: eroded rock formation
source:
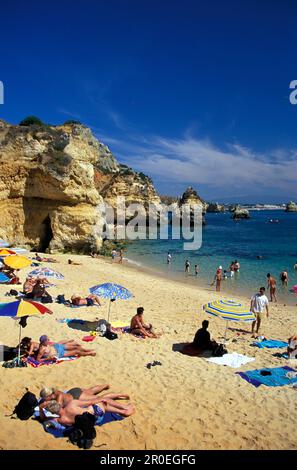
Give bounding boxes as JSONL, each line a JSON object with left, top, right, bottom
{"left": 0, "top": 120, "right": 105, "bottom": 252}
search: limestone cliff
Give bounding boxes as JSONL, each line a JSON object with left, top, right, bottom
{"left": 0, "top": 120, "right": 105, "bottom": 252}
{"left": 206, "top": 202, "right": 225, "bottom": 213}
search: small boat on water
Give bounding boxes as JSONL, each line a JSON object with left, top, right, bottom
{"left": 269, "top": 219, "right": 280, "bottom": 223}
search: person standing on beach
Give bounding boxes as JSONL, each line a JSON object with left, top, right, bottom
{"left": 195, "top": 264, "right": 199, "bottom": 276}
{"left": 185, "top": 260, "right": 190, "bottom": 275}
{"left": 111, "top": 249, "right": 117, "bottom": 262}
{"left": 250, "top": 287, "right": 269, "bottom": 337}
{"left": 211, "top": 266, "right": 222, "bottom": 292}
{"left": 167, "top": 252, "right": 172, "bottom": 265}
{"left": 267, "top": 273, "right": 277, "bottom": 302}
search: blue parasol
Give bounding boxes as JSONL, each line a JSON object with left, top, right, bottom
{"left": 89, "top": 283, "right": 133, "bottom": 321}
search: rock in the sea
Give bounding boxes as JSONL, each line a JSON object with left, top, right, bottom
{"left": 178, "top": 186, "right": 206, "bottom": 225}
{"left": 285, "top": 201, "right": 297, "bottom": 212}
{"left": 0, "top": 120, "right": 107, "bottom": 252}
{"left": 206, "top": 202, "right": 225, "bottom": 213}
{"left": 231, "top": 205, "right": 251, "bottom": 219}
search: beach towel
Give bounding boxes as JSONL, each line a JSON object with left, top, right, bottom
{"left": 118, "top": 326, "right": 145, "bottom": 339}
{"left": 26, "top": 356, "right": 78, "bottom": 368}
{"left": 236, "top": 366, "right": 297, "bottom": 387}
{"left": 252, "top": 339, "right": 288, "bottom": 349}
{"left": 57, "top": 318, "right": 85, "bottom": 324}
{"left": 206, "top": 352, "right": 255, "bottom": 368}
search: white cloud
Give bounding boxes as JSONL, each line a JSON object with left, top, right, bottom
{"left": 93, "top": 129, "right": 297, "bottom": 199}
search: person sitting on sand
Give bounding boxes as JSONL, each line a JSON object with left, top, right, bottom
{"left": 23, "top": 277, "right": 36, "bottom": 294}
{"left": 35, "top": 253, "right": 58, "bottom": 263}
{"left": 193, "top": 320, "right": 218, "bottom": 352}
{"left": 71, "top": 294, "right": 101, "bottom": 307}
{"left": 36, "top": 335, "right": 96, "bottom": 361}
{"left": 25, "top": 278, "right": 52, "bottom": 302}
{"left": 68, "top": 259, "right": 82, "bottom": 265}
{"left": 3, "top": 267, "right": 20, "bottom": 285}
{"left": 287, "top": 334, "right": 297, "bottom": 359}
{"left": 44, "top": 395, "right": 135, "bottom": 426}
{"left": 130, "top": 307, "right": 160, "bottom": 339}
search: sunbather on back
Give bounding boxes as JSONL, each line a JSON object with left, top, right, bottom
{"left": 36, "top": 335, "right": 96, "bottom": 361}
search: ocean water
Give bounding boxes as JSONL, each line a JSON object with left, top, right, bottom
{"left": 125, "top": 210, "right": 297, "bottom": 304}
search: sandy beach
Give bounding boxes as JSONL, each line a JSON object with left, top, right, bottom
{"left": 0, "top": 253, "right": 296, "bottom": 450}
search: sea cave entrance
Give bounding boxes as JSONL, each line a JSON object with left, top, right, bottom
{"left": 38, "top": 215, "right": 53, "bottom": 252}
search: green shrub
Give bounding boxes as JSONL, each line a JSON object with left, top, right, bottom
{"left": 19, "top": 116, "right": 45, "bottom": 126}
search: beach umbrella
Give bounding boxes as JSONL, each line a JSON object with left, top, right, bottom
{"left": 89, "top": 282, "right": 133, "bottom": 321}
{"left": 0, "top": 272, "right": 10, "bottom": 283}
{"left": 28, "top": 267, "right": 64, "bottom": 280}
{"left": 0, "top": 248, "right": 16, "bottom": 256}
{"left": 203, "top": 299, "right": 255, "bottom": 343}
{"left": 4, "top": 255, "right": 31, "bottom": 270}
{"left": 10, "top": 247, "right": 27, "bottom": 254}
{"left": 0, "top": 300, "right": 53, "bottom": 363}
{"left": 0, "top": 240, "right": 10, "bottom": 248}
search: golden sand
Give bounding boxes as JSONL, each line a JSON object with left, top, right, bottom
{"left": 0, "top": 253, "right": 296, "bottom": 450}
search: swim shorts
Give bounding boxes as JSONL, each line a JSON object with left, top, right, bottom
{"left": 53, "top": 343, "right": 65, "bottom": 358}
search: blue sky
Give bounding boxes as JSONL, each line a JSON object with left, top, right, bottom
{"left": 0, "top": 0, "right": 297, "bottom": 202}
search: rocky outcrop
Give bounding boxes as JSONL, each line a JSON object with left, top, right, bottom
{"left": 285, "top": 201, "right": 297, "bottom": 212}
{"left": 206, "top": 202, "right": 225, "bottom": 213}
{"left": 231, "top": 205, "right": 251, "bottom": 219}
{"left": 178, "top": 187, "right": 206, "bottom": 225}
{"left": 0, "top": 120, "right": 106, "bottom": 252}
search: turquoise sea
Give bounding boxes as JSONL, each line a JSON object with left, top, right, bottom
{"left": 125, "top": 210, "right": 297, "bottom": 304}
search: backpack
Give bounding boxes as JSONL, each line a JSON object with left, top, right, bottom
{"left": 68, "top": 412, "right": 96, "bottom": 449}
{"left": 12, "top": 390, "right": 38, "bottom": 420}
{"left": 104, "top": 330, "right": 118, "bottom": 341}
{"left": 213, "top": 344, "right": 228, "bottom": 357}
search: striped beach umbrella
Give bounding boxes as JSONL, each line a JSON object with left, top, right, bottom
{"left": 0, "top": 240, "right": 10, "bottom": 248}
{"left": 89, "top": 282, "right": 133, "bottom": 321}
{"left": 4, "top": 255, "right": 31, "bottom": 270}
{"left": 0, "top": 248, "right": 16, "bottom": 256}
{"left": 203, "top": 299, "right": 255, "bottom": 343}
{"left": 28, "top": 267, "right": 64, "bottom": 280}
{"left": 0, "top": 300, "right": 53, "bottom": 363}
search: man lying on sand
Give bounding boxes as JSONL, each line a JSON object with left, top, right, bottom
{"left": 35, "top": 253, "right": 58, "bottom": 263}
{"left": 71, "top": 293, "right": 101, "bottom": 306}
{"left": 43, "top": 395, "right": 135, "bottom": 426}
{"left": 130, "top": 307, "right": 161, "bottom": 339}
{"left": 37, "top": 335, "right": 96, "bottom": 361}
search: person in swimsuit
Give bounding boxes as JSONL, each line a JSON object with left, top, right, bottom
{"left": 130, "top": 307, "right": 161, "bottom": 339}
{"left": 39, "top": 383, "right": 112, "bottom": 418}
{"left": 267, "top": 273, "right": 277, "bottom": 302}
{"left": 18, "top": 337, "right": 40, "bottom": 356}
{"left": 35, "top": 253, "right": 58, "bottom": 263}
{"left": 212, "top": 267, "right": 222, "bottom": 292}
{"left": 71, "top": 294, "right": 101, "bottom": 306}
{"left": 280, "top": 270, "right": 288, "bottom": 286}
{"left": 44, "top": 395, "right": 135, "bottom": 426}
{"left": 36, "top": 335, "right": 96, "bottom": 361}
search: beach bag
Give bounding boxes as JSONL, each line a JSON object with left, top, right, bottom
{"left": 96, "top": 319, "right": 111, "bottom": 337}
{"left": 12, "top": 390, "right": 38, "bottom": 420}
{"left": 68, "top": 412, "right": 96, "bottom": 449}
{"left": 213, "top": 344, "right": 227, "bottom": 357}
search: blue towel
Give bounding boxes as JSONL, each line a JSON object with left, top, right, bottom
{"left": 252, "top": 339, "right": 288, "bottom": 349}
{"left": 237, "top": 366, "right": 297, "bottom": 387}
{"left": 42, "top": 412, "right": 124, "bottom": 438}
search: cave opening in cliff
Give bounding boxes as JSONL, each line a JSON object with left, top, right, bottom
{"left": 39, "top": 215, "right": 53, "bottom": 252}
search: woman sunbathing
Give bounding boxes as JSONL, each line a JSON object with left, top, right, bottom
{"left": 37, "top": 335, "right": 96, "bottom": 361}
{"left": 35, "top": 253, "right": 58, "bottom": 263}
{"left": 71, "top": 294, "right": 101, "bottom": 307}
{"left": 44, "top": 395, "right": 135, "bottom": 426}
{"left": 39, "top": 384, "right": 111, "bottom": 408}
